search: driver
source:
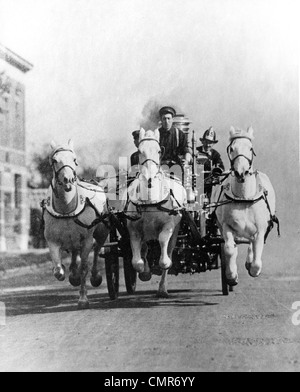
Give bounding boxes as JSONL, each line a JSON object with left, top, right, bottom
{"left": 158, "top": 106, "right": 192, "bottom": 168}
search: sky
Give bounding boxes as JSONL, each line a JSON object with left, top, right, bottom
{"left": 0, "top": 0, "right": 299, "bottom": 225}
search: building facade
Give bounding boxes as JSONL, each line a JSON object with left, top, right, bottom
{"left": 0, "top": 44, "right": 33, "bottom": 251}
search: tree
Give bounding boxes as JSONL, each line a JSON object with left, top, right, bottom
{"left": 28, "top": 144, "right": 52, "bottom": 189}
{"left": 27, "top": 143, "right": 100, "bottom": 189}
{"left": 0, "top": 71, "right": 11, "bottom": 96}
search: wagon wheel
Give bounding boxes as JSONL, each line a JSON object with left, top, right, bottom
{"left": 123, "top": 250, "right": 137, "bottom": 294}
{"left": 181, "top": 210, "right": 202, "bottom": 243}
{"left": 114, "top": 213, "right": 137, "bottom": 295}
{"left": 105, "top": 246, "right": 119, "bottom": 300}
{"left": 220, "top": 243, "right": 229, "bottom": 296}
{"left": 105, "top": 229, "right": 120, "bottom": 300}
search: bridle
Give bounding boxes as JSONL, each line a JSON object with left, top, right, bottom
{"left": 138, "top": 138, "right": 163, "bottom": 167}
{"left": 49, "top": 148, "right": 78, "bottom": 188}
{"left": 227, "top": 136, "right": 256, "bottom": 174}
{"left": 138, "top": 138, "right": 163, "bottom": 189}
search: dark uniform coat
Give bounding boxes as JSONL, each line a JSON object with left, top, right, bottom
{"left": 159, "top": 126, "right": 190, "bottom": 165}
{"left": 196, "top": 145, "right": 225, "bottom": 195}
{"left": 196, "top": 145, "right": 224, "bottom": 172}
{"left": 130, "top": 150, "right": 139, "bottom": 167}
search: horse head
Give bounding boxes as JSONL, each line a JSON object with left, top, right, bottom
{"left": 227, "top": 126, "right": 256, "bottom": 183}
{"left": 138, "top": 128, "right": 162, "bottom": 181}
{"left": 49, "top": 139, "right": 78, "bottom": 192}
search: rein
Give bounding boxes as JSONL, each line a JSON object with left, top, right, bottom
{"left": 206, "top": 172, "right": 281, "bottom": 243}
{"left": 123, "top": 189, "right": 184, "bottom": 221}
{"left": 41, "top": 195, "right": 110, "bottom": 230}
{"left": 141, "top": 158, "right": 161, "bottom": 166}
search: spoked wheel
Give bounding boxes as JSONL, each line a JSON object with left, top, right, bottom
{"left": 113, "top": 213, "right": 137, "bottom": 295}
{"left": 105, "top": 246, "right": 119, "bottom": 300}
{"left": 123, "top": 251, "right": 137, "bottom": 294}
{"left": 105, "top": 230, "right": 120, "bottom": 300}
{"left": 220, "top": 243, "right": 230, "bottom": 296}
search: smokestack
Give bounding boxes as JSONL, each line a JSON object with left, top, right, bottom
{"left": 172, "top": 114, "right": 192, "bottom": 134}
{"left": 140, "top": 99, "right": 187, "bottom": 131}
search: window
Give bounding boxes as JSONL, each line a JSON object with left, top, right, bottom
{"left": 14, "top": 174, "right": 22, "bottom": 208}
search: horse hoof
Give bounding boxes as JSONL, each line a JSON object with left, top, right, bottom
{"left": 226, "top": 276, "right": 239, "bottom": 287}
{"left": 138, "top": 272, "right": 152, "bottom": 282}
{"left": 246, "top": 262, "right": 261, "bottom": 278}
{"left": 69, "top": 274, "right": 81, "bottom": 287}
{"left": 53, "top": 265, "right": 66, "bottom": 282}
{"left": 90, "top": 274, "right": 103, "bottom": 288}
{"left": 248, "top": 269, "right": 261, "bottom": 278}
{"left": 78, "top": 300, "right": 90, "bottom": 310}
{"left": 132, "top": 260, "right": 145, "bottom": 273}
{"left": 159, "top": 260, "right": 172, "bottom": 270}
{"left": 156, "top": 291, "right": 169, "bottom": 299}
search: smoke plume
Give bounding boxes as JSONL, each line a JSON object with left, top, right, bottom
{"left": 140, "top": 99, "right": 184, "bottom": 131}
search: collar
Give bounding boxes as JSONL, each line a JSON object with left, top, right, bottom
{"left": 43, "top": 181, "right": 106, "bottom": 218}
{"left": 223, "top": 171, "right": 266, "bottom": 202}
{"left": 159, "top": 125, "right": 175, "bottom": 134}
{"left": 197, "top": 146, "right": 214, "bottom": 153}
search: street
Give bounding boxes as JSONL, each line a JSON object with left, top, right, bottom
{"left": 0, "top": 227, "right": 300, "bottom": 372}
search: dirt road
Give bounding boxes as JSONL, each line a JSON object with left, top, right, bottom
{"left": 0, "top": 230, "right": 300, "bottom": 372}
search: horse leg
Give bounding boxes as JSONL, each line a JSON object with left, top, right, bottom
{"left": 48, "top": 242, "right": 66, "bottom": 281}
{"left": 130, "top": 230, "right": 144, "bottom": 273}
{"left": 249, "top": 232, "right": 265, "bottom": 278}
{"left": 69, "top": 250, "right": 81, "bottom": 287}
{"left": 222, "top": 226, "right": 239, "bottom": 286}
{"left": 158, "top": 226, "right": 173, "bottom": 270}
{"left": 157, "top": 270, "right": 169, "bottom": 298}
{"left": 90, "top": 242, "right": 103, "bottom": 288}
{"left": 156, "top": 225, "right": 179, "bottom": 298}
{"left": 139, "top": 242, "right": 152, "bottom": 282}
{"left": 78, "top": 238, "right": 93, "bottom": 310}
{"left": 245, "top": 243, "right": 254, "bottom": 273}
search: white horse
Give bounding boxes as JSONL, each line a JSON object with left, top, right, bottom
{"left": 211, "top": 127, "right": 279, "bottom": 286}
{"left": 42, "top": 140, "right": 109, "bottom": 309}
{"left": 125, "top": 129, "right": 187, "bottom": 297}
